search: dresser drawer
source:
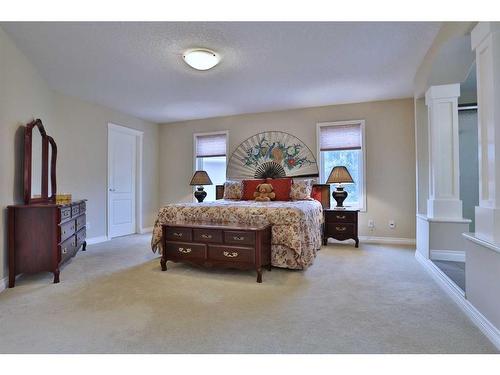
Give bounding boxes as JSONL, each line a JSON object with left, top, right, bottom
{"left": 60, "top": 236, "right": 76, "bottom": 264}
{"left": 223, "top": 230, "right": 255, "bottom": 245}
{"left": 79, "top": 201, "right": 86, "bottom": 214}
{"left": 208, "top": 245, "right": 254, "bottom": 263}
{"left": 60, "top": 206, "right": 72, "bottom": 222}
{"left": 165, "top": 241, "right": 205, "bottom": 260}
{"left": 76, "top": 227, "right": 86, "bottom": 248}
{"left": 165, "top": 227, "right": 192, "bottom": 242}
{"left": 326, "top": 211, "right": 357, "bottom": 223}
{"left": 76, "top": 214, "right": 86, "bottom": 231}
{"left": 60, "top": 219, "right": 76, "bottom": 242}
{"left": 71, "top": 204, "right": 80, "bottom": 217}
{"left": 193, "top": 228, "right": 222, "bottom": 243}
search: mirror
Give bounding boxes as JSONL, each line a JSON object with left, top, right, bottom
{"left": 23, "top": 119, "right": 57, "bottom": 204}
{"left": 31, "top": 126, "right": 43, "bottom": 199}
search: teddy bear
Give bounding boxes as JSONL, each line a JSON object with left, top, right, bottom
{"left": 254, "top": 183, "right": 276, "bottom": 201}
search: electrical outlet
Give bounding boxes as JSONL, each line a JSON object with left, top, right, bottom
{"left": 389, "top": 220, "right": 396, "bottom": 229}
{"left": 368, "top": 219, "right": 375, "bottom": 229}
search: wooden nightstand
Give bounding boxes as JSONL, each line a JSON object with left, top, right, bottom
{"left": 323, "top": 208, "right": 359, "bottom": 247}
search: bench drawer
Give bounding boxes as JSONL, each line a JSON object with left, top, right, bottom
{"left": 165, "top": 241, "right": 205, "bottom": 260}
{"left": 208, "top": 245, "right": 254, "bottom": 263}
{"left": 193, "top": 228, "right": 222, "bottom": 243}
{"left": 224, "top": 230, "right": 255, "bottom": 246}
{"left": 165, "top": 227, "right": 192, "bottom": 242}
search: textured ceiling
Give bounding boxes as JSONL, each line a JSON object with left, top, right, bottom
{"left": 2, "top": 22, "right": 441, "bottom": 123}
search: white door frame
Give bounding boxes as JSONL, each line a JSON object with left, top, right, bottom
{"left": 107, "top": 123, "right": 144, "bottom": 239}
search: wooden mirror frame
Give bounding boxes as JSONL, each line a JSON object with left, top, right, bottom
{"left": 23, "top": 119, "right": 57, "bottom": 204}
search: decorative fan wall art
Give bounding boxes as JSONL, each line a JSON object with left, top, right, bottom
{"left": 227, "top": 131, "right": 319, "bottom": 179}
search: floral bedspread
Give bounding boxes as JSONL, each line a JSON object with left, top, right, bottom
{"left": 151, "top": 199, "right": 324, "bottom": 270}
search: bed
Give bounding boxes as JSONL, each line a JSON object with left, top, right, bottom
{"left": 151, "top": 185, "right": 329, "bottom": 270}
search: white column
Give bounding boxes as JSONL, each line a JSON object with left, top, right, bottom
{"left": 471, "top": 22, "right": 500, "bottom": 246}
{"left": 425, "top": 83, "right": 463, "bottom": 220}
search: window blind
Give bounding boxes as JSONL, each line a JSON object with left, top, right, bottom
{"left": 196, "top": 133, "right": 227, "bottom": 157}
{"left": 319, "top": 123, "right": 362, "bottom": 151}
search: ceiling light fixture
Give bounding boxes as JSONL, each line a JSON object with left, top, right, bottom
{"left": 182, "top": 49, "right": 220, "bottom": 71}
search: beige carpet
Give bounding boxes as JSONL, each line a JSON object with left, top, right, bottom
{"left": 0, "top": 234, "right": 497, "bottom": 353}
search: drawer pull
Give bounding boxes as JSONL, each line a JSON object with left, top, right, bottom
{"left": 232, "top": 236, "right": 244, "bottom": 241}
{"left": 173, "top": 232, "right": 183, "bottom": 237}
{"left": 336, "top": 215, "right": 346, "bottom": 219}
{"left": 223, "top": 251, "right": 239, "bottom": 258}
{"left": 336, "top": 226, "right": 347, "bottom": 231}
{"left": 178, "top": 247, "right": 192, "bottom": 254}
{"left": 62, "top": 247, "right": 67, "bottom": 254}
{"left": 201, "top": 234, "right": 212, "bottom": 239}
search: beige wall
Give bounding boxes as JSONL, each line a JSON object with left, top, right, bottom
{"left": 0, "top": 27, "right": 159, "bottom": 283}
{"left": 159, "top": 98, "right": 416, "bottom": 240}
{"left": 51, "top": 92, "right": 159, "bottom": 238}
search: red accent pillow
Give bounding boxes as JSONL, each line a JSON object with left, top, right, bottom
{"left": 311, "top": 185, "right": 322, "bottom": 203}
{"left": 242, "top": 179, "right": 266, "bottom": 200}
{"left": 266, "top": 178, "right": 293, "bottom": 201}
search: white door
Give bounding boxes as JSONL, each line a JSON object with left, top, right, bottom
{"left": 108, "top": 127, "right": 136, "bottom": 238}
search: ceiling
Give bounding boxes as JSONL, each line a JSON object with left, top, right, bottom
{"left": 2, "top": 22, "right": 441, "bottom": 124}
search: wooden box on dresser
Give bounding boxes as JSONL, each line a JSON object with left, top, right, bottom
{"left": 161, "top": 221, "right": 272, "bottom": 283}
{"left": 8, "top": 200, "right": 87, "bottom": 287}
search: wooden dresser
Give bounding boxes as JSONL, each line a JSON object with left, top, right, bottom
{"left": 8, "top": 200, "right": 87, "bottom": 287}
{"left": 323, "top": 208, "right": 359, "bottom": 247}
{"left": 161, "top": 222, "right": 272, "bottom": 283}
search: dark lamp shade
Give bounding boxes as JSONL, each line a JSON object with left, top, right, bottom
{"left": 189, "top": 170, "right": 213, "bottom": 186}
{"left": 326, "top": 166, "right": 354, "bottom": 184}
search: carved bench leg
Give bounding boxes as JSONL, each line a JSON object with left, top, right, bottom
{"left": 161, "top": 258, "right": 167, "bottom": 271}
{"left": 256, "top": 268, "right": 262, "bottom": 283}
{"left": 82, "top": 241, "right": 87, "bottom": 251}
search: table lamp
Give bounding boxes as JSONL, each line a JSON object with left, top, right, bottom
{"left": 190, "top": 170, "right": 213, "bottom": 203}
{"left": 326, "top": 166, "right": 354, "bottom": 207}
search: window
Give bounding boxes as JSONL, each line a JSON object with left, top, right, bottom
{"left": 194, "top": 132, "right": 228, "bottom": 202}
{"left": 317, "top": 120, "right": 366, "bottom": 210}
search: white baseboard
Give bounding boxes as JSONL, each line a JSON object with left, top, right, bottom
{"left": 0, "top": 276, "right": 7, "bottom": 294}
{"left": 140, "top": 226, "right": 153, "bottom": 234}
{"left": 359, "top": 236, "right": 416, "bottom": 246}
{"left": 86, "top": 235, "right": 109, "bottom": 245}
{"left": 430, "top": 249, "right": 465, "bottom": 262}
{"left": 415, "top": 251, "right": 500, "bottom": 350}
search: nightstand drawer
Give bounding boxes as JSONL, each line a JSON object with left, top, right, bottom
{"left": 325, "top": 211, "right": 356, "bottom": 223}
{"left": 327, "top": 223, "right": 355, "bottom": 235}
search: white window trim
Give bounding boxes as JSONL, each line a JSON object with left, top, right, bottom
{"left": 316, "top": 120, "right": 367, "bottom": 212}
{"left": 193, "top": 130, "right": 229, "bottom": 201}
